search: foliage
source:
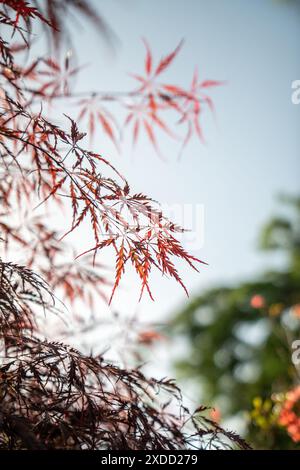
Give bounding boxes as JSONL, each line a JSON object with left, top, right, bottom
{"left": 172, "top": 195, "right": 300, "bottom": 449}
{"left": 0, "top": 0, "right": 248, "bottom": 450}
{"left": 0, "top": 0, "right": 223, "bottom": 305}
{"left": 0, "top": 257, "right": 249, "bottom": 449}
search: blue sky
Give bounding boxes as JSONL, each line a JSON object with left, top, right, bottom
{"left": 62, "top": 0, "right": 299, "bottom": 330}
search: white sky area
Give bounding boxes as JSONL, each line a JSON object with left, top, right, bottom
{"left": 21, "top": 0, "right": 299, "bottom": 400}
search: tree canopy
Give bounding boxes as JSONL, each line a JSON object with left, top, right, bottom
{"left": 172, "top": 195, "right": 300, "bottom": 449}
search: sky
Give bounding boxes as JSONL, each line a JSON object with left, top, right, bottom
{"left": 51, "top": 0, "right": 300, "bottom": 371}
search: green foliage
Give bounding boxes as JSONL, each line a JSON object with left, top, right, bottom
{"left": 171, "top": 195, "right": 300, "bottom": 449}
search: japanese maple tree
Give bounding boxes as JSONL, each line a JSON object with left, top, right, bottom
{"left": 0, "top": 0, "right": 248, "bottom": 450}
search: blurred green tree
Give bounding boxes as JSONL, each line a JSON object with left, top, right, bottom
{"left": 171, "top": 195, "right": 300, "bottom": 449}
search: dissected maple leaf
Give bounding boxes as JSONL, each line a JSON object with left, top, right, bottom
{"left": 0, "top": 0, "right": 53, "bottom": 28}
{"left": 37, "top": 55, "right": 81, "bottom": 98}
{"left": 125, "top": 98, "right": 176, "bottom": 157}
{"left": 176, "top": 69, "right": 225, "bottom": 154}
{"left": 0, "top": 11, "right": 215, "bottom": 305}
{"left": 132, "top": 39, "right": 184, "bottom": 94}
{"left": 77, "top": 95, "right": 120, "bottom": 148}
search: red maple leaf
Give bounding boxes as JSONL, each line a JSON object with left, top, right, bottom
{"left": 77, "top": 95, "right": 120, "bottom": 148}
{"left": 37, "top": 55, "right": 81, "bottom": 98}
